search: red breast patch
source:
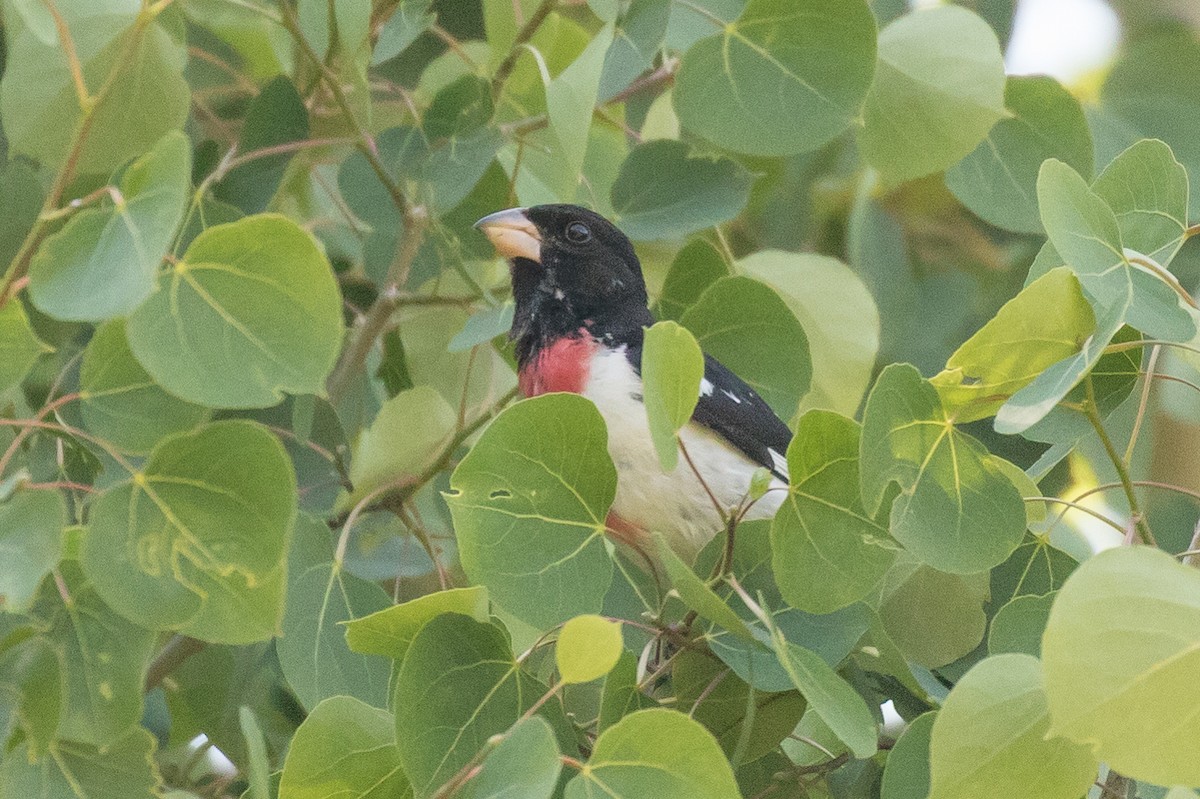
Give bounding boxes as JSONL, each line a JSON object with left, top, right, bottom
{"left": 518, "top": 334, "right": 597, "bottom": 396}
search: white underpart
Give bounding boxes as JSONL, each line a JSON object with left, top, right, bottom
{"left": 583, "top": 347, "right": 787, "bottom": 562}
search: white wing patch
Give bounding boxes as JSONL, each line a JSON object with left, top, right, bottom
{"left": 700, "top": 378, "right": 715, "bottom": 397}
{"left": 722, "top": 389, "right": 743, "bottom": 404}
{"left": 768, "top": 447, "right": 789, "bottom": 481}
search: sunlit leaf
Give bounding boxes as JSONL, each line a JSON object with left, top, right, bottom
{"left": 1042, "top": 547, "right": 1200, "bottom": 786}
{"left": 345, "top": 586, "right": 489, "bottom": 660}
{"left": 0, "top": 299, "right": 50, "bottom": 393}
{"left": 932, "top": 269, "right": 1095, "bottom": 423}
{"left": 556, "top": 614, "right": 623, "bottom": 684}
{"left": 928, "top": 654, "right": 1096, "bottom": 799}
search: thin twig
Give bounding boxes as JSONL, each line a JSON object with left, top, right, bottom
{"left": 1083, "top": 377, "right": 1155, "bottom": 545}
{"left": 1125, "top": 344, "right": 1160, "bottom": 465}
{"left": 490, "top": 0, "right": 558, "bottom": 96}
{"left": 145, "top": 635, "right": 206, "bottom": 690}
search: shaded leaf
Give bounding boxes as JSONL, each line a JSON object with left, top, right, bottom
{"left": 673, "top": 0, "right": 876, "bottom": 156}
{"left": 126, "top": 214, "right": 343, "bottom": 408}
{"left": 447, "top": 395, "right": 615, "bottom": 631}
{"left": 861, "top": 6, "right": 1005, "bottom": 183}
{"left": 611, "top": 140, "right": 753, "bottom": 240}
{"left": 79, "top": 319, "right": 208, "bottom": 453}
{"left": 771, "top": 411, "right": 894, "bottom": 613}
{"left": 0, "top": 298, "right": 50, "bottom": 393}
{"left": 860, "top": 364, "right": 1026, "bottom": 574}
{"left": 0, "top": 490, "right": 63, "bottom": 613}
{"left": 0, "top": 728, "right": 162, "bottom": 799}
{"left": 29, "top": 132, "right": 191, "bottom": 321}
{"left": 82, "top": 421, "right": 295, "bottom": 644}
{"left": 279, "top": 696, "right": 411, "bottom": 799}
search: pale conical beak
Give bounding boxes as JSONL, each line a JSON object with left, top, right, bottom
{"left": 474, "top": 207, "right": 542, "bottom": 263}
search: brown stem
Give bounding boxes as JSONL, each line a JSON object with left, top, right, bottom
{"left": 145, "top": 635, "right": 206, "bottom": 690}
{"left": 490, "top": 0, "right": 558, "bottom": 96}
{"left": 325, "top": 206, "right": 430, "bottom": 402}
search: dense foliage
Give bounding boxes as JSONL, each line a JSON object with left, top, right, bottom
{"left": 1, "top": 1, "right": 1200, "bottom": 798}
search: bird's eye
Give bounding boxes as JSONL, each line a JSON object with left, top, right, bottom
{"left": 565, "top": 221, "right": 592, "bottom": 244}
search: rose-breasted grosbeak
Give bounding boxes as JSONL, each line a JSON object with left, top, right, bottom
{"left": 476, "top": 204, "right": 790, "bottom": 561}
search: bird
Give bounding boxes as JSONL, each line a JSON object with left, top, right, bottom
{"left": 475, "top": 204, "right": 791, "bottom": 563}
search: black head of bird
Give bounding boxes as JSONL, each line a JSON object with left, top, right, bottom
{"left": 474, "top": 204, "right": 652, "bottom": 365}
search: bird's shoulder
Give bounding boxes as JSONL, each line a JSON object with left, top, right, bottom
{"left": 612, "top": 328, "right": 792, "bottom": 482}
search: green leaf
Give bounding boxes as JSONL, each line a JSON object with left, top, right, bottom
{"left": 737, "top": 251, "right": 879, "bottom": 418}
{"left": 771, "top": 411, "right": 894, "bottom": 614}
{"left": 1091, "top": 138, "right": 1190, "bottom": 265}
{"left": 0, "top": 635, "right": 62, "bottom": 758}
{"left": 462, "top": 716, "right": 561, "bottom": 799}
{"left": 673, "top": 0, "right": 876, "bottom": 157}
{"left": 0, "top": 6, "right": 189, "bottom": 174}
{"left": 672, "top": 649, "right": 806, "bottom": 764}
{"left": 28, "top": 131, "right": 191, "bottom": 321}
{"left": 771, "top": 633, "right": 877, "bottom": 759}
{"left": 654, "top": 534, "right": 754, "bottom": 641}
{"left": 372, "top": 0, "right": 435, "bottom": 65}
{"left": 987, "top": 591, "right": 1055, "bottom": 657}
{"left": 214, "top": 76, "right": 310, "bottom": 215}
{"left": 928, "top": 654, "right": 1096, "bottom": 799}
{"left": 126, "top": 214, "right": 343, "bottom": 408}
{"left": 656, "top": 238, "right": 730, "bottom": 322}
{"left": 1099, "top": 26, "right": 1200, "bottom": 218}
{"left": 564, "top": 708, "right": 741, "bottom": 798}
{"left": 298, "top": 0, "right": 370, "bottom": 59}
{"left": 239, "top": 706, "right": 271, "bottom": 799}
{"left": 393, "top": 614, "right": 544, "bottom": 798}
{"left": 931, "top": 269, "right": 1096, "bottom": 423}
{"left": 0, "top": 727, "right": 162, "bottom": 799}
{"left": 681, "top": 276, "right": 811, "bottom": 421}
{"left": 343, "top": 386, "right": 457, "bottom": 509}
{"left": 0, "top": 159, "right": 44, "bottom": 270}
{"left": 79, "top": 320, "right": 209, "bottom": 453}
{"left": 0, "top": 491, "right": 63, "bottom": 613}
{"left": 610, "top": 140, "right": 754, "bottom": 240}
{"left": 447, "top": 394, "right": 615, "bottom": 631}
{"left": 878, "top": 561, "right": 988, "bottom": 669}
{"left": 599, "top": 650, "right": 657, "bottom": 733}
{"left": 448, "top": 303, "right": 515, "bottom": 353}
{"left": 860, "top": 364, "right": 1026, "bottom": 574}
{"left": 345, "top": 586, "right": 490, "bottom": 660}
{"left": 0, "top": 299, "right": 50, "bottom": 393}
{"left": 277, "top": 559, "right": 392, "bottom": 711}
{"left": 29, "top": 561, "right": 156, "bottom": 746}
{"left": 279, "top": 696, "right": 411, "bottom": 799}
{"left": 945, "top": 75, "right": 1094, "bottom": 233}
{"left": 1042, "top": 546, "right": 1200, "bottom": 786}
{"left": 546, "top": 23, "right": 613, "bottom": 177}
{"left": 880, "top": 711, "right": 935, "bottom": 799}
{"left": 861, "top": 6, "right": 1006, "bottom": 184}
{"left": 642, "top": 321, "right": 704, "bottom": 471}
{"left": 82, "top": 420, "right": 296, "bottom": 644}
{"left": 598, "top": 0, "right": 671, "bottom": 100}
{"left": 556, "top": 614, "right": 623, "bottom": 685}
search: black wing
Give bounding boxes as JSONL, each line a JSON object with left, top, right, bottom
{"left": 620, "top": 331, "right": 792, "bottom": 482}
